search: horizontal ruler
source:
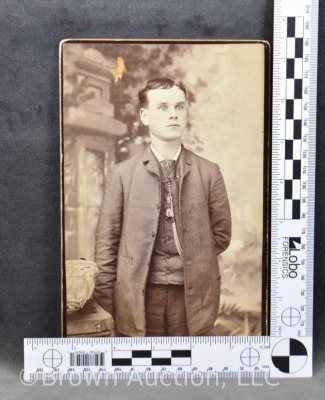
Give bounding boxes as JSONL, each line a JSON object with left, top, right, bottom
{"left": 23, "top": 337, "right": 313, "bottom": 379}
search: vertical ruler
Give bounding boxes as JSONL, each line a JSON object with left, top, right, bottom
{"left": 271, "top": 0, "right": 318, "bottom": 344}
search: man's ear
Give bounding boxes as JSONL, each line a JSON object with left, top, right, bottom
{"left": 140, "top": 108, "right": 149, "bottom": 126}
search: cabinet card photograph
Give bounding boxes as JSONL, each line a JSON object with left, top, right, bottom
{"left": 60, "top": 40, "right": 270, "bottom": 338}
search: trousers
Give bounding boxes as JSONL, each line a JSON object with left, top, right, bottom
{"left": 145, "top": 283, "right": 189, "bottom": 336}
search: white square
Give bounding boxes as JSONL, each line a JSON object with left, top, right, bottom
{"left": 289, "top": 356, "right": 308, "bottom": 373}
{"left": 292, "top": 180, "right": 301, "bottom": 199}
{"left": 295, "top": 17, "right": 304, "bottom": 38}
{"left": 294, "top": 99, "right": 302, "bottom": 119}
{"left": 293, "top": 139, "right": 301, "bottom": 159}
{"left": 285, "top": 200, "right": 293, "bottom": 219}
{"left": 286, "top": 119, "right": 294, "bottom": 139}
{"left": 285, "top": 160, "right": 293, "bottom": 179}
{"left": 132, "top": 358, "right": 152, "bottom": 366}
{"left": 112, "top": 350, "right": 132, "bottom": 359}
{"left": 152, "top": 350, "right": 171, "bottom": 358}
{"left": 294, "top": 59, "right": 303, "bottom": 79}
{"left": 272, "top": 339, "right": 290, "bottom": 356}
{"left": 287, "top": 38, "right": 296, "bottom": 58}
{"left": 286, "top": 79, "right": 295, "bottom": 99}
{"left": 171, "top": 357, "right": 191, "bottom": 366}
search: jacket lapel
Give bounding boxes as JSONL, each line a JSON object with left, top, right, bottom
{"left": 178, "top": 147, "right": 192, "bottom": 241}
{"left": 179, "top": 145, "right": 192, "bottom": 190}
{"left": 142, "top": 145, "right": 160, "bottom": 177}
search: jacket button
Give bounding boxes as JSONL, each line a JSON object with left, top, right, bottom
{"left": 166, "top": 254, "right": 171, "bottom": 259}
{"left": 152, "top": 231, "right": 156, "bottom": 237}
{"left": 157, "top": 204, "right": 160, "bottom": 209}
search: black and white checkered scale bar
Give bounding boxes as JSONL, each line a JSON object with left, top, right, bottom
{"left": 112, "top": 349, "right": 192, "bottom": 366}
{"left": 284, "top": 16, "right": 304, "bottom": 220}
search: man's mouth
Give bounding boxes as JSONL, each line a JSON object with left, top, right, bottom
{"left": 167, "top": 124, "right": 180, "bottom": 127}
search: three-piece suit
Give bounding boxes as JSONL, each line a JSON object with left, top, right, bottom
{"left": 94, "top": 145, "right": 231, "bottom": 336}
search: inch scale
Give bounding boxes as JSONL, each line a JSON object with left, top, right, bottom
{"left": 24, "top": 0, "right": 319, "bottom": 381}
{"left": 270, "top": 0, "right": 318, "bottom": 342}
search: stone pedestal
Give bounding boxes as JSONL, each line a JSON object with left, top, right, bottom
{"left": 67, "top": 299, "right": 114, "bottom": 337}
{"left": 63, "top": 44, "right": 127, "bottom": 261}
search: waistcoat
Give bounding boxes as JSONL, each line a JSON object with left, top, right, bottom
{"left": 147, "top": 155, "right": 184, "bottom": 284}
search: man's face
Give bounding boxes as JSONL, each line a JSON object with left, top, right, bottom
{"left": 140, "top": 86, "right": 188, "bottom": 142}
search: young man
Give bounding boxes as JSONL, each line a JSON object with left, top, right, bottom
{"left": 94, "top": 78, "right": 231, "bottom": 336}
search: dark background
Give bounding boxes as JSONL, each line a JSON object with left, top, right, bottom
{"left": 0, "top": 0, "right": 324, "bottom": 398}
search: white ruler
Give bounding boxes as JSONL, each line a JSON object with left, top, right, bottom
{"left": 23, "top": 336, "right": 313, "bottom": 381}
{"left": 24, "top": 0, "right": 319, "bottom": 381}
{"left": 271, "top": 0, "right": 318, "bottom": 340}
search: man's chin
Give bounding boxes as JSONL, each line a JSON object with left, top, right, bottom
{"left": 165, "top": 128, "right": 185, "bottom": 138}
{"left": 150, "top": 130, "right": 185, "bottom": 142}
{"left": 164, "top": 135, "right": 183, "bottom": 142}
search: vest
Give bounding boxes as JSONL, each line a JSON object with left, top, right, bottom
{"left": 147, "top": 154, "right": 184, "bottom": 285}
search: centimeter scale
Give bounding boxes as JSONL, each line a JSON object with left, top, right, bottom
{"left": 24, "top": 0, "right": 319, "bottom": 380}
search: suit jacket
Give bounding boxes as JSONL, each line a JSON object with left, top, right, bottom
{"left": 94, "top": 145, "right": 231, "bottom": 336}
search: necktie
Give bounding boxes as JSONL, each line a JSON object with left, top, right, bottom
{"left": 160, "top": 159, "right": 176, "bottom": 176}
{"left": 159, "top": 159, "right": 184, "bottom": 259}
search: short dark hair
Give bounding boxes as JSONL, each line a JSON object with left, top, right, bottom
{"left": 138, "top": 78, "right": 186, "bottom": 108}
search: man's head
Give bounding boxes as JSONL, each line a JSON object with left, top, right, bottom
{"left": 138, "top": 78, "right": 187, "bottom": 108}
{"left": 139, "top": 78, "right": 188, "bottom": 143}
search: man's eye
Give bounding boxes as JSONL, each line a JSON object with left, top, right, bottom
{"left": 158, "top": 105, "right": 167, "bottom": 111}
{"left": 176, "top": 104, "right": 185, "bottom": 110}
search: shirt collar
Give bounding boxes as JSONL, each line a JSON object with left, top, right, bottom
{"left": 150, "top": 143, "right": 182, "bottom": 162}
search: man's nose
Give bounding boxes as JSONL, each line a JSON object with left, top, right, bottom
{"left": 169, "top": 107, "right": 178, "bottom": 118}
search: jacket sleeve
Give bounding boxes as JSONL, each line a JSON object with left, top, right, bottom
{"left": 93, "top": 165, "right": 123, "bottom": 315}
{"left": 208, "top": 164, "right": 232, "bottom": 255}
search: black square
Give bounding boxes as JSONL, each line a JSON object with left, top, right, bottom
{"left": 292, "top": 200, "right": 301, "bottom": 219}
{"left": 171, "top": 350, "right": 191, "bottom": 358}
{"left": 112, "top": 359, "right": 132, "bottom": 366}
{"left": 294, "top": 120, "right": 302, "bottom": 139}
{"left": 285, "top": 180, "right": 293, "bottom": 199}
{"left": 132, "top": 350, "right": 151, "bottom": 358}
{"left": 285, "top": 140, "right": 293, "bottom": 159}
{"left": 287, "top": 59, "right": 294, "bottom": 79}
{"left": 287, "top": 17, "right": 296, "bottom": 37}
{"left": 293, "top": 160, "right": 301, "bottom": 179}
{"left": 290, "top": 339, "right": 307, "bottom": 356}
{"left": 272, "top": 356, "right": 290, "bottom": 373}
{"left": 152, "top": 358, "right": 171, "bottom": 366}
{"left": 294, "top": 79, "right": 302, "bottom": 99}
{"left": 295, "top": 38, "right": 303, "bottom": 58}
{"left": 286, "top": 100, "right": 294, "bottom": 120}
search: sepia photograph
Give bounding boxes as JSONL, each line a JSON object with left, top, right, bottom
{"left": 61, "top": 40, "right": 270, "bottom": 338}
